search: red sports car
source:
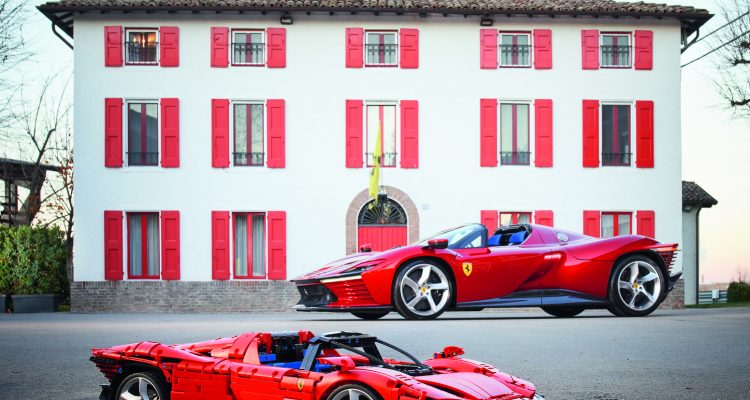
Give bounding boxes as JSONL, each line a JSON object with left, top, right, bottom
{"left": 293, "top": 223, "right": 680, "bottom": 320}
{"left": 91, "top": 330, "right": 543, "bottom": 400}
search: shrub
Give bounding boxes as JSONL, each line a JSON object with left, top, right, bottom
{"left": 727, "top": 281, "right": 750, "bottom": 303}
{"left": 0, "top": 226, "right": 69, "bottom": 296}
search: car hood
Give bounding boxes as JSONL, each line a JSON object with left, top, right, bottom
{"left": 416, "top": 372, "right": 527, "bottom": 400}
{"left": 293, "top": 252, "right": 384, "bottom": 280}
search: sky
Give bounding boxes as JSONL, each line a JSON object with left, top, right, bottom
{"left": 16, "top": 0, "right": 750, "bottom": 283}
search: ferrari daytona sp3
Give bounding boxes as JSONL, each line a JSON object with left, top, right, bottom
{"left": 293, "top": 223, "right": 680, "bottom": 320}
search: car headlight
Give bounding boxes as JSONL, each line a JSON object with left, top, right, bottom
{"left": 343, "top": 259, "right": 385, "bottom": 274}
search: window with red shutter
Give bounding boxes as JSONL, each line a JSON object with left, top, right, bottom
{"left": 346, "top": 28, "right": 364, "bottom": 68}
{"left": 400, "top": 100, "right": 419, "bottom": 168}
{"left": 533, "top": 29, "right": 552, "bottom": 69}
{"left": 534, "top": 99, "right": 553, "bottom": 167}
{"left": 211, "top": 27, "right": 229, "bottom": 67}
{"left": 581, "top": 30, "right": 600, "bottom": 69}
{"left": 601, "top": 212, "right": 632, "bottom": 237}
{"left": 582, "top": 100, "right": 600, "bottom": 167}
{"left": 636, "top": 210, "right": 656, "bottom": 238}
{"left": 104, "top": 26, "right": 123, "bottom": 67}
{"left": 499, "top": 32, "right": 532, "bottom": 68}
{"left": 160, "top": 98, "right": 180, "bottom": 168}
{"left": 104, "top": 98, "right": 123, "bottom": 168}
{"left": 232, "top": 102, "right": 264, "bottom": 166}
{"left": 211, "top": 99, "right": 230, "bottom": 168}
{"left": 583, "top": 210, "right": 601, "bottom": 237}
{"left": 535, "top": 210, "right": 554, "bottom": 227}
{"left": 399, "top": 29, "right": 419, "bottom": 68}
{"left": 480, "top": 29, "right": 498, "bottom": 69}
{"left": 634, "top": 30, "right": 653, "bottom": 70}
{"left": 212, "top": 211, "right": 230, "bottom": 280}
{"left": 480, "top": 99, "right": 498, "bottom": 167}
{"left": 267, "top": 211, "right": 287, "bottom": 280}
{"left": 159, "top": 26, "right": 179, "bottom": 67}
{"left": 266, "top": 28, "right": 286, "bottom": 68}
{"left": 266, "top": 99, "right": 286, "bottom": 168}
{"left": 126, "top": 212, "right": 160, "bottom": 279}
{"left": 500, "top": 212, "right": 532, "bottom": 225}
{"left": 636, "top": 100, "right": 654, "bottom": 168}
{"left": 104, "top": 210, "right": 123, "bottom": 281}
{"left": 161, "top": 211, "right": 180, "bottom": 280}
{"left": 481, "top": 210, "right": 499, "bottom": 234}
{"left": 346, "top": 100, "right": 364, "bottom": 168}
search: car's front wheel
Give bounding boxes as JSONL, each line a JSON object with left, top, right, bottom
{"left": 392, "top": 260, "right": 453, "bottom": 320}
{"left": 541, "top": 306, "right": 585, "bottom": 318}
{"left": 327, "top": 384, "right": 383, "bottom": 400}
{"left": 350, "top": 311, "right": 389, "bottom": 320}
{"left": 608, "top": 255, "right": 665, "bottom": 317}
{"left": 115, "top": 371, "right": 169, "bottom": 400}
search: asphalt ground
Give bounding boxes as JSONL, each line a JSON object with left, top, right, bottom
{"left": 0, "top": 307, "right": 748, "bottom": 400}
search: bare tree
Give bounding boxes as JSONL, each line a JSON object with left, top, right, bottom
{"left": 735, "top": 265, "right": 748, "bottom": 282}
{"left": 711, "top": 0, "right": 750, "bottom": 117}
{"left": 0, "top": 0, "right": 33, "bottom": 133}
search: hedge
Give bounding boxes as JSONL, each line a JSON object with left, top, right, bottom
{"left": 0, "top": 225, "right": 69, "bottom": 296}
{"left": 727, "top": 281, "right": 750, "bottom": 303}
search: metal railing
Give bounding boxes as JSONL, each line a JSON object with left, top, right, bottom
{"left": 365, "top": 44, "right": 398, "bottom": 65}
{"left": 499, "top": 44, "right": 531, "bottom": 66}
{"left": 232, "top": 43, "right": 265, "bottom": 65}
{"left": 601, "top": 45, "right": 631, "bottom": 67}
{"left": 233, "top": 152, "right": 265, "bottom": 166}
{"left": 125, "top": 42, "right": 158, "bottom": 64}
{"left": 366, "top": 152, "right": 397, "bottom": 167}
{"left": 601, "top": 152, "right": 632, "bottom": 166}
{"left": 500, "top": 151, "right": 531, "bottom": 166}
{"left": 127, "top": 152, "right": 159, "bottom": 166}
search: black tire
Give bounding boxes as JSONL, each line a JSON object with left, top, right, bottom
{"left": 350, "top": 311, "right": 389, "bottom": 320}
{"left": 114, "top": 371, "right": 169, "bottom": 400}
{"left": 541, "top": 307, "right": 585, "bottom": 318}
{"left": 607, "top": 255, "right": 665, "bottom": 317}
{"left": 392, "top": 259, "right": 454, "bottom": 320}
{"left": 326, "top": 384, "right": 383, "bottom": 400}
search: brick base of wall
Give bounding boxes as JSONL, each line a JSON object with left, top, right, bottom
{"left": 659, "top": 279, "right": 685, "bottom": 309}
{"left": 71, "top": 281, "right": 300, "bottom": 313}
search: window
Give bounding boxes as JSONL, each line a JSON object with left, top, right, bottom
{"left": 365, "top": 31, "right": 397, "bottom": 66}
{"left": 127, "top": 102, "right": 159, "bottom": 166}
{"left": 499, "top": 33, "right": 531, "bottom": 67}
{"left": 601, "top": 104, "right": 631, "bottom": 166}
{"left": 232, "top": 103, "right": 265, "bottom": 166}
{"left": 127, "top": 213, "right": 160, "bottom": 279}
{"left": 366, "top": 104, "right": 397, "bottom": 167}
{"left": 233, "top": 213, "right": 266, "bottom": 278}
{"left": 601, "top": 33, "right": 631, "bottom": 68}
{"left": 125, "top": 29, "right": 158, "bottom": 65}
{"left": 500, "top": 103, "right": 530, "bottom": 165}
{"left": 232, "top": 30, "right": 265, "bottom": 65}
{"left": 601, "top": 212, "right": 632, "bottom": 238}
{"left": 500, "top": 212, "right": 532, "bottom": 226}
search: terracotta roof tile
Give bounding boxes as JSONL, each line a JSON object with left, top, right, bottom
{"left": 683, "top": 181, "right": 718, "bottom": 208}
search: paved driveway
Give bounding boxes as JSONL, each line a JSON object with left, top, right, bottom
{"left": 1, "top": 308, "right": 748, "bottom": 399}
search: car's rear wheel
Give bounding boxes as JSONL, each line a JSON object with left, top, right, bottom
{"left": 392, "top": 260, "right": 453, "bottom": 320}
{"left": 608, "top": 255, "right": 665, "bottom": 317}
{"left": 115, "top": 371, "right": 169, "bottom": 400}
{"left": 327, "top": 384, "right": 382, "bottom": 400}
{"left": 541, "top": 307, "right": 585, "bottom": 318}
{"left": 350, "top": 311, "right": 389, "bottom": 320}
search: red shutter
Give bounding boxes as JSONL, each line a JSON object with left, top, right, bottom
{"left": 159, "top": 26, "right": 179, "bottom": 67}
{"left": 583, "top": 210, "right": 601, "bottom": 238}
{"left": 267, "top": 211, "right": 287, "bottom": 280}
{"left": 582, "top": 99, "right": 600, "bottom": 168}
{"left": 104, "top": 210, "right": 123, "bottom": 281}
{"left": 533, "top": 29, "right": 552, "bottom": 69}
{"left": 636, "top": 100, "right": 655, "bottom": 168}
{"left": 535, "top": 210, "right": 554, "bottom": 227}
{"left": 345, "top": 100, "right": 364, "bottom": 168}
{"left": 104, "top": 26, "right": 123, "bottom": 67}
{"left": 634, "top": 30, "right": 653, "bottom": 70}
{"left": 481, "top": 210, "right": 499, "bottom": 234}
{"left": 211, "top": 27, "right": 229, "bottom": 67}
{"left": 480, "top": 98, "right": 498, "bottom": 167}
{"left": 160, "top": 210, "right": 180, "bottom": 280}
{"left": 212, "top": 211, "right": 230, "bottom": 280}
{"left": 400, "top": 28, "right": 419, "bottom": 69}
{"left": 267, "top": 27, "right": 286, "bottom": 68}
{"left": 534, "top": 99, "right": 553, "bottom": 167}
{"left": 636, "top": 210, "right": 656, "bottom": 238}
{"left": 267, "top": 99, "right": 286, "bottom": 168}
{"left": 345, "top": 28, "right": 364, "bottom": 68}
{"left": 211, "top": 99, "right": 230, "bottom": 168}
{"left": 480, "top": 29, "right": 498, "bottom": 69}
{"left": 581, "top": 29, "right": 600, "bottom": 70}
{"left": 400, "top": 100, "right": 419, "bottom": 168}
{"left": 104, "top": 98, "right": 123, "bottom": 168}
{"left": 160, "top": 98, "right": 180, "bottom": 168}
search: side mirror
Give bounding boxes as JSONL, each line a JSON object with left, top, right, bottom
{"left": 424, "top": 238, "right": 449, "bottom": 250}
{"left": 359, "top": 244, "right": 372, "bottom": 253}
{"left": 433, "top": 346, "right": 465, "bottom": 359}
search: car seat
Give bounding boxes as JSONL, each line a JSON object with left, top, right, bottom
{"left": 508, "top": 231, "right": 526, "bottom": 245}
{"left": 488, "top": 234, "right": 502, "bottom": 246}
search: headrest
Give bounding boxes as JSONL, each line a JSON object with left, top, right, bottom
{"left": 508, "top": 231, "right": 526, "bottom": 245}
{"left": 488, "top": 234, "right": 502, "bottom": 246}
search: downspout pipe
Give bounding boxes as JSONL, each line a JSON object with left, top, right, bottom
{"left": 52, "top": 22, "right": 73, "bottom": 50}
{"left": 694, "top": 207, "right": 702, "bottom": 303}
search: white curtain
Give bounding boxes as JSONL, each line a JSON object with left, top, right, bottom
{"left": 252, "top": 215, "right": 265, "bottom": 277}
{"left": 235, "top": 215, "right": 248, "bottom": 276}
{"left": 129, "top": 214, "right": 142, "bottom": 276}
{"left": 146, "top": 214, "right": 159, "bottom": 276}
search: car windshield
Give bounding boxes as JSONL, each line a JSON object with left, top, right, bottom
{"left": 418, "top": 224, "right": 487, "bottom": 249}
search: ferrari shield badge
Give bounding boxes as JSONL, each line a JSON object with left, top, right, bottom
{"left": 462, "top": 262, "right": 473, "bottom": 277}
{"left": 297, "top": 379, "right": 305, "bottom": 391}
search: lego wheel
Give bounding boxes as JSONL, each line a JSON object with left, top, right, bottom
{"left": 327, "top": 384, "right": 383, "bottom": 400}
{"left": 115, "top": 371, "right": 169, "bottom": 400}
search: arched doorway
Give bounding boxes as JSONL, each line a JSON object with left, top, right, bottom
{"left": 345, "top": 186, "right": 419, "bottom": 254}
{"left": 357, "top": 198, "right": 408, "bottom": 252}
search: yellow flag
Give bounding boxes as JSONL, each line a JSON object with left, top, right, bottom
{"left": 369, "top": 123, "right": 382, "bottom": 205}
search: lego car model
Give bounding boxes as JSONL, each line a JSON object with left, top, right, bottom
{"left": 91, "top": 330, "right": 542, "bottom": 400}
{"left": 293, "top": 223, "right": 679, "bottom": 319}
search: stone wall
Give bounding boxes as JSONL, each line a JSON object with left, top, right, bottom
{"left": 659, "top": 279, "right": 685, "bottom": 309}
{"left": 71, "top": 281, "right": 299, "bottom": 313}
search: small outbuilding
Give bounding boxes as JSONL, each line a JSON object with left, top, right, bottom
{"left": 682, "top": 181, "right": 718, "bottom": 305}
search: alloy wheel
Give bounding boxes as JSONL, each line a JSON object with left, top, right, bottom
{"left": 617, "top": 260, "right": 662, "bottom": 311}
{"left": 331, "top": 388, "right": 375, "bottom": 400}
{"left": 399, "top": 263, "right": 451, "bottom": 317}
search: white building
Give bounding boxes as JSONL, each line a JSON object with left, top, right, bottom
{"left": 38, "top": 0, "right": 711, "bottom": 311}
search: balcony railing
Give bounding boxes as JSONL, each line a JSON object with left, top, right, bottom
{"left": 232, "top": 43, "right": 265, "bottom": 65}
{"left": 365, "top": 44, "right": 398, "bottom": 65}
{"left": 366, "top": 152, "right": 397, "bottom": 167}
{"left": 499, "top": 44, "right": 531, "bottom": 66}
{"left": 233, "top": 152, "right": 265, "bottom": 166}
{"left": 127, "top": 152, "right": 159, "bottom": 166}
{"left": 500, "top": 151, "right": 531, "bottom": 166}
{"left": 125, "top": 42, "right": 158, "bottom": 65}
{"left": 601, "top": 45, "right": 631, "bottom": 67}
{"left": 602, "top": 152, "right": 632, "bottom": 166}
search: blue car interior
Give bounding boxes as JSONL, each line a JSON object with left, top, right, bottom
{"left": 488, "top": 225, "right": 530, "bottom": 246}
{"left": 258, "top": 333, "right": 333, "bottom": 372}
